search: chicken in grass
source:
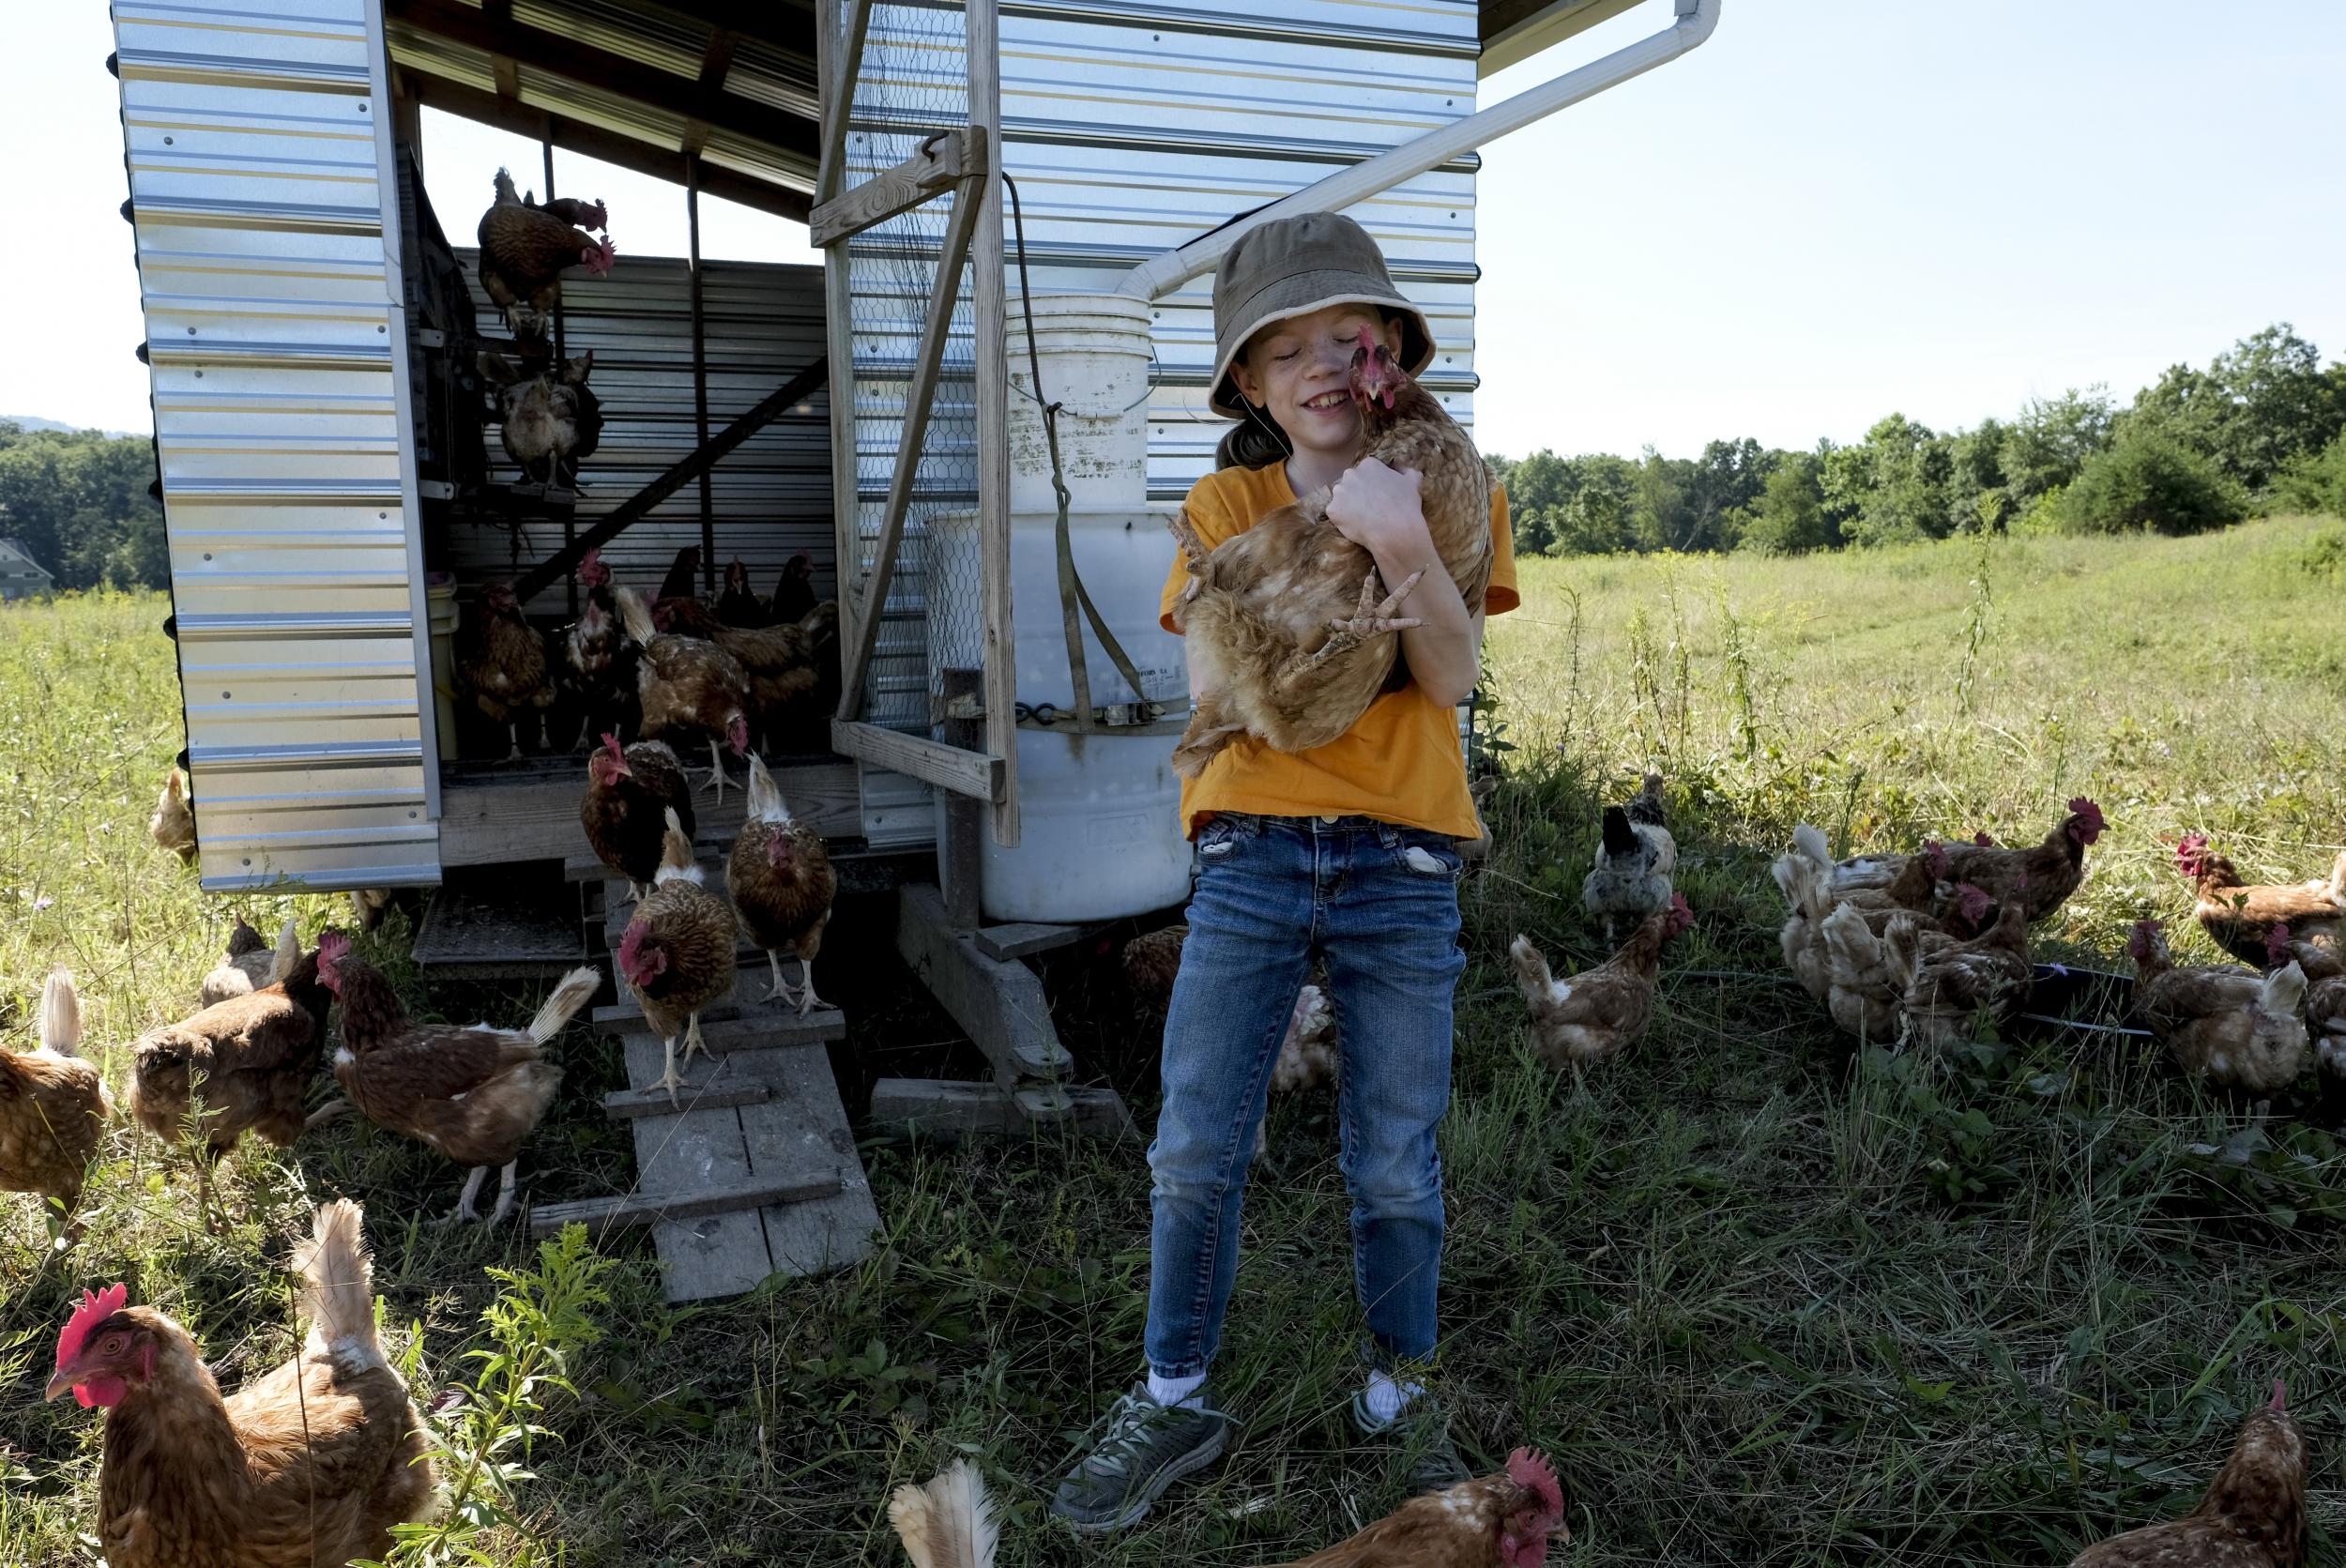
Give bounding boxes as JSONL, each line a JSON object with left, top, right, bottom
{"left": 2291, "top": 933, "right": 2346, "bottom": 1114}
{"left": 2177, "top": 833, "right": 2346, "bottom": 965}
{"left": 1819, "top": 902, "right": 1930, "bottom": 1042}
{"left": 43, "top": 1200, "right": 436, "bottom": 1568}
{"left": 561, "top": 547, "right": 638, "bottom": 747}
{"left": 2128, "top": 919, "right": 2308, "bottom": 1099}
{"left": 320, "top": 933, "right": 599, "bottom": 1224}
{"left": 717, "top": 557, "right": 769, "bottom": 627}
{"left": 1508, "top": 894, "right": 1693, "bottom": 1069}
{"left": 149, "top": 766, "right": 196, "bottom": 863}
{"left": 889, "top": 1459, "right": 999, "bottom": 1568}
{"left": 615, "top": 807, "right": 739, "bottom": 1100}
{"left": 1931, "top": 797, "right": 2107, "bottom": 922}
{"left": 1777, "top": 832, "right": 1949, "bottom": 1006}
{"left": 2, "top": 971, "right": 114, "bottom": 1217}
{"left": 2067, "top": 1379, "right": 2304, "bottom": 1568}
{"left": 127, "top": 937, "right": 334, "bottom": 1226}
{"left": 657, "top": 591, "right": 830, "bottom": 754}
{"left": 477, "top": 166, "right": 612, "bottom": 340}
{"left": 1267, "top": 1447, "right": 1567, "bottom": 1568}
{"left": 481, "top": 349, "right": 602, "bottom": 486}
{"left": 581, "top": 733, "right": 696, "bottom": 904}
{"left": 769, "top": 551, "right": 819, "bottom": 625}
{"left": 1902, "top": 890, "right": 2033, "bottom": 1050}
{"left": 199, "top": 916, "right": 298, "bottom": 1009}
{"left": 1169, "top": 329, "right": 1495, "bottom": 777}
{"left": 455, "top": 582, "right": 556, "bottom": 760}
{"left": 614, "top": 584, "right": 752, "bottom": 799}
{"left": 727, "top": 754, "right": 835, "bottom": 1014}
{"left": 1581, "top": 772, "right": 1675, "bottom": 943}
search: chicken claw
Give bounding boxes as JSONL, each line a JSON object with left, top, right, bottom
{"left": 795, "top": 956, "right": 828, "bottom": 1018}
{"left": 760, "top": 950, "right": 792, "bottom": 1005}
{"left": 1278, "top": 569, "right": 1424, "bottom": 687}
{"left": 701, "top": 738, "right": 732, "bottom": 800}
{"left": 653, "top": 1032, "right": 689, "bottom": 1104}
{"left": 441, "top": 1165, "right": 490, "bottom": 1225}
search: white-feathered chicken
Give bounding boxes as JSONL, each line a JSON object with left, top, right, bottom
{"left": 1581, "top": 772, "right": 1674, "bottom": 943}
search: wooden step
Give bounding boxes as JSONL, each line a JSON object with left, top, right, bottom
{"left": 526, "top": 1172, "right": 840, "bottom": 1236}
{"left": 869, "top": 1078, "right": 1137, "bottom": 1145}
{"left": 602, "top": 1078, "right": 773, "bottom": 1119}
{"left": 590, "top": 979, "right": 846, "bottom": 1046}
{"left": 411, "top": 878, "right": 590, "bottom": 979}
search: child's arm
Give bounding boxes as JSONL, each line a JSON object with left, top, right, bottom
{"left": 1326, "top": 457, "right": 1482, "bottom": 708}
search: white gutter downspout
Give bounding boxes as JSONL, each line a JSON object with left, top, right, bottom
{"left": 1116, "top": 0, "right": 1721, "bottom": 302}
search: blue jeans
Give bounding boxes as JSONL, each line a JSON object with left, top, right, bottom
{"left": 1144, "top": 812, "right": 1466, "bottom": 1379}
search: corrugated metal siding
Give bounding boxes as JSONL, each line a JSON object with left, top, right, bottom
{"left": 445, "top": 252, "right": 837, "bottom": 613}
{"left": 113, "top": 0, "right": 440, "bottom": 892}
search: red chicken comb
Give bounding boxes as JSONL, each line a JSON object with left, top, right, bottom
{"left": 1924, "top": 839, "right": 1949, "bottom": 877}
{"left": 1973, "top": 830, "right": 1995, "bottom": 847}
{"left": 2066, "top": 797, "right": 2106, "bottom": 839}
{"left": 601, "top": 731, "right": 625, "bottom": 758}
{"left": 1505, "top": 1448, "right": 1562, "bottom": 1514}
{"left": 56, "top": 1284, "right": 128, "bottom": 1374}
{"left": 2270, "top": 1378, "right": 2286, "bottom": 1412}
{"left": 316, "top": 929, "right": 351, "bottom": 969}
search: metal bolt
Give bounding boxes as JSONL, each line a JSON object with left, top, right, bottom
{"left": 377, "top": 324, "right": 386, "bottom": 332}
{"left": 193, "top": 371, "right": 203, "bottom": 378}
{"left": 186, "top": 327, "right": 196, "bottom": 335}
{"left": 202, "top": 553, "right": 212, "bottom": 561}
{"left": 408, "top": 810, "right": 418, "bottom": 819}
{"left": 221, "top": 691, "right": 231, "bottom": 699}
{"left": 242, "top": 858, "right": 251, "bottom": 866}
{"left": 162, "top": 136, "right": 173, "bottom": 145}
{"left": 358, "top": 102, "right": 369, "bottom": 113}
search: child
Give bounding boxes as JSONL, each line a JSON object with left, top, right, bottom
{"left": 1050, "top": 212, "right": 1518, "bottom": 1535}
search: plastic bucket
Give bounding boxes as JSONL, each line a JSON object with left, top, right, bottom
{"left": 1005, "top": 291, "right": 1153, "bottom": 515}
{"left": 424, "top": 573, "right": 459, "bottom": 760}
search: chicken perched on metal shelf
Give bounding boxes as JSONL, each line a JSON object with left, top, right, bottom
{"left": 477, "top": 167, "right": 613, "bottom": 339}
{"left": 2127, "top": 919, "right": 2308, "bottom": 1099}
{"left": 560, "top": 547, "right": 637, "bottom": 748}
{"left": 657, "top": 591, "right": 834, "bottom": 754}
{"left": 1508, "top": 894, "right": 1693, "bottom": 1068}
{"left": 126, "top": 934, "right": 334, "bottom": 1225}
{"left": 2, "top": 971, "right": 113, "bottom": 1216}
{"left": 1901, "top": 891, "right": 2032, "bottom": 1049}
{"left": 614, "top": 584, "right": 752, "bottom": 799}
{"left": 43, "top": 1200, "right": 437, "bottom": 1568}
{"left": 2176, "top": 833, "right": 2346, "bottom": 965}
{"left": 1168, "top": 328, "right": 1494, "bottom": 776}
{"left": 149, "top": 766, "right": 196, "bottom": 863}
{"left": 581, "top": 732, "right": 696, "bottom": 904}
{"left": 2067, "top": 1379, "right": 2304, "bottom": 1568}
{"left": 454, "top": 582, "right": 556, "bottom": 761}
{"left": 716, "top": 557, "right": 769, "bottom": 627}
{"left": 615, "top": 807, "right": 739, "bottom": 1100}
{"left": 320, "top": 933, "right": 599, "bottom": 1224}
{"left": 1581, "top": 772, "right": 1674, "bottom": 943}
{"left": 481, "top": 348, "right": 602, "bottom": 486}
{"left": 199, "top": 916, "right": 297, "bottom": 1009}
{"left": 727, "top": 754, "right": 835, "bottom": 1014}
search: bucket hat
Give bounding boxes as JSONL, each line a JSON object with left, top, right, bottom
{"left": 1207, "top": 212, "right": 1435, "bottom": 419}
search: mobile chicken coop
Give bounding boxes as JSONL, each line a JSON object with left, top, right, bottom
{"left": 106, "top": 0, "right": 1717, "bottom": 1297}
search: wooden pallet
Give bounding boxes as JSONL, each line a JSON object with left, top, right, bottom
{"left": 412, "top": 875, "right": 588, "bottom": 979}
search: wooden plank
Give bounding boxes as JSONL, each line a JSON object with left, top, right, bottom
{"left": 868, "top": 1078, "right": 1136, "bottom": 1145}
{"left": 967, "top": 0, "right": 1020, "bottom": 853}
{"left": 895, "top": 881, "right": 1071, "bottom": 1082}
{"left": 526, "top": 1173, "right": 838, "bottom": 1236}
{"left": 739, "top": 1040, "right": 880, "bottom": 1276}
{"left": 437, "top": 755, "right": 861, "bottom": 868}
{"left": 973, "top": 921, "right": 1088, "bottom": 962}
{"left": 602, "top": 1078, "right": 771, "bottom": 1119}
{"left": 809, "top": 127, "right": 973, "bottom": 248}
{"left": 830, "top": 720, "right": 1002, "bottom": 802}
{"left": 594, "top": 987, "right": 847, "bottom": 1045}
{"left": 512, "top": 356, "right": 830, "bottom": 602}
{"left": 818, "top": 0, "right": 866, "bottom": 718}
{"left": 835, "top": 158, "right": 985, "bottom": 718}
{"left": 617, "top": 1034, "right": 771, "bottom": 1298}
{"left": 814, "top": 0, "right": 874, "bottom": 206}
{"left": 937, "top": 667, "right": 984, "bottom": 929}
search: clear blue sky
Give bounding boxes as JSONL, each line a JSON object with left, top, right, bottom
{"left": 4, "top": 2, "right": 2339, "bottom": 460}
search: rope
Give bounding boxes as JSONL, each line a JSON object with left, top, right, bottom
{"left": 1002, "top": 171, "right": 1162, "bottom": 734}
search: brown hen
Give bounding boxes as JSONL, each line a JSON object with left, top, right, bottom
{"left": 2069, "top": 1381, "right": 2304, "bottom": 1568}
{"left": 1508, "top": 895, "right": 1692, "bottom": 1068}
{"left": 2177, "top": 833, "right": 2346, "bottom": 964}
{"left": 477, "top": 166, "right": 613, "bottom": 339}
{"left": 582, "top": 732, "right": 696, "bottom": 903}
{"left": 149, "top": 766, "right": 196, "bottom": 863}
{"left": 728, "top": 754, "right": 836, "bottom": 1014}
{"left": 1902, "top": 891, "right": 2032, "bottom": 1049}
{"left": 657, "top": 591, "right": 830, "bottom": 753}
{"left": 1270, "top": 1448, "right": 1567, "bottom": 1568}
{"left": 44, "top": 1200, "right": 436, "bottom": 1568}
{"left": 199, "top": 916, "right": 297, "bottom": 1009}
{"left": 1169, "top": 329, "right": 1494, "bottom": 776}
{"left": 455, "top": 582, "right": 556, "bottom": 760}
{"left": 2127, "top": 920, "right": 2307, "bottom": 1098}
{"left": 2, "top": 971, "right": 113, "bottom": 1214}
{"left": 615, "top": 584, "right": 752, "bottom": 799}
{"left": 615, "top": 807, "right": 739, "bottom": 1099}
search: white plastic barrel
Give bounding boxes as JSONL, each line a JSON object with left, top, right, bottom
{"left": 1005, "top": 291, "right": 1154, "bottom": 515}
{"left": 928, "top": 506, "right": 1190, "bottom": 924}
{"left": 424, "top": 572, "right": 459, "bottom": 759}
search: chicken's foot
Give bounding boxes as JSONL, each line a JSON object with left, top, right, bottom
{"left": 303, "top": 1097, "right": 353, "bottom": 1133}
{"left": 701, "top": 738, "right": 732, "bottom": 800}
{"left": 1278, "top": 570, "right": 1424, "bottom": 688}
{"left": 653, "top": 1032, "right": 688, "bottom": 1104}
{"left": 796, "top": 956, "right": 829, "bottom": 1018}
{"left": 760, "top": 949, "right": 792, "bottom": 1005}
{"left": 680, "top": 1012, "right": 712, "bottom": 1069}
{"left": 488, "top": 1162, "right": 521, "bottom": 1225}
{"left": 443, "top": 1165, "right": 491, "bottom": 1225}
{"left": 505, "top": 722, "right": 526, "bottom": 763}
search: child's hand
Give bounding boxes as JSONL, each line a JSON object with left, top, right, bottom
{"left": 1327, "top": 457, "right": 1428, "bottom": 556}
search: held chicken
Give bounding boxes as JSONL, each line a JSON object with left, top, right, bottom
{"left": 477, "top": 167, "right": 613, "bottom": 340}
{"left": 769, "top": 552, "right": 819, "bottom": 625}
{"left": 321, "top": 934, "right": 599, "bottom": 1223}
{"left": 560, "top": 548, "right": 638, "bottom": 748}
{"left": 582, "top": 733, "right": 696, "bottom": 904}
{"left": 2128, "top": 920, "right": 2308, "bottom": 1099}
{"left": 127, "top": 937, "right": 334, "bottom": 1225}
{"left": 727, "top": 754, "right": 836, "bottom": 1014}
{"left": 1267, "top": 1447, "right": 1567, "bottom": 1568}
{"left": 149, "top": 766, "right": 196, "bottom": 863}
{"left": 43, "top": 1200, "right": 436, "bottom": 1568}
{"left": 1902, "top": 891, "right": 2032, "bottom": 1050}
{"left": 1581, "top": 772, "right": 1675, "bottom": 943}
{"left": 889, "top": 1459, "right": 999, "bottom": 1568}
{"left": 1508, "top": 895, "right": 1693, "bottom": 1068}
{"left": 2068, "top": 1379, "right": 2304, "bottom": 1568}
{"left": 199, "top": 916, "right": 298, "bottom": 1009}
{"left": 1169, "top": 328, "right": 1495, "bottom": 776}
{"left": 615, "top": 807, "right": 739, "bottom": 1100}
{"left": 2, "top": 971, "right": 114, "bottom": 1215}
{"left": 455, "top": 582, "right": 556, "bottom": 760}
{"left": 482, "top": 350, "right": 602, "bottom": 486}
{"left": 2177, "top": 833, "right": 2346, "bottom": 965}
{"left": 657, "top": 592, "right": 830, "bottom": 753}
{"left": 614, "top": 585, "right": 752, "bottom": 799}
{"left": 717, "top": 557, "right": 769, "bottom": 627}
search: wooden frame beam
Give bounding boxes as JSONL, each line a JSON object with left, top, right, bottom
{"left": 814, "top": 0, "right": 873, "bottom": 204}
{"left": 830, "top": 720, "right": 1003, "bottom": 803}
{"left": 389, "top": 0, "right": 818, "bottom": 163}
{"left": 402, "top": 74, "right": 812, "bottom": 221}
{"left": 809, "top": 128, "right": 974, "bottom": 248}
{"left": 967, "top": 0, "right": 1019, "bottom": 848}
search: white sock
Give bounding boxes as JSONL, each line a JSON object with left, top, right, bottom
{"left": 1147, "top": 1370, "right": 1207, "bottom": 1410}
{"left": 1363, "top": 1369, "right": 1423, "bottom": 1426}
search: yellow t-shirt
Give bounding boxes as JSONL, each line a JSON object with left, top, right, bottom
{"left": 1157, "top": 463, "right": 1518, "bottom": 840}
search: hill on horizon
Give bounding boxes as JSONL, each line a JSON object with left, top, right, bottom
{"left": 2, "top": 413, "right": 143, "bottom": 440}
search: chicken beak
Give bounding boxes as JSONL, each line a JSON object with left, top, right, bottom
{"left": 42, "top": 1365, "right": 82, "bottom": 1403}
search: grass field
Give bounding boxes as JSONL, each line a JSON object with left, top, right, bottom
{"left": 4, "top": 516, "right": 2345, "bottom": 1565}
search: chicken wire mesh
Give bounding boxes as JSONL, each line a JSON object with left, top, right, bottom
{"left": 843, "top": 3, "right": 982, "bottom": 738}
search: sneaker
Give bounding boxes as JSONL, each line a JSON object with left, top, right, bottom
{"left": 1051, "top": 1381, "right": 1234, "bottom": 1534}
{"left": 1349, "top": 1387, "right": 1470, "bottom": 1496}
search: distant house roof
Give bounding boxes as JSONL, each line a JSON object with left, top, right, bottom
{"left": 0, "top": 539, "right": 53, "bottom": 584}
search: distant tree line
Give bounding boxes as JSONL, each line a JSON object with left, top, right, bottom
{"left": 1490, "top": 324, "right": 2346, "bottom": 556}
{"left": 0, "top": 421, "right": 167, "bottom": 590}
